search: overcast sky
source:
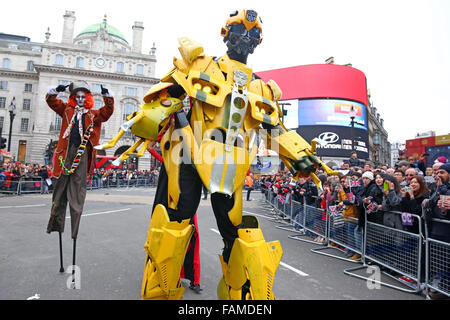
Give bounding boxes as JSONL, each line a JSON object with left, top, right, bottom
{"left": 2, "top": 0, "right": 449, "bottom": 143}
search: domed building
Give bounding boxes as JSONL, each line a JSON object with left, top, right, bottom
{"left": 0, "top": 10, "right": 159, "bottom": 170}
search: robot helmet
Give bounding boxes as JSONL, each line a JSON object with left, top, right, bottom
{"left": 221, "top": 10, "right": 263, "bottom": 57}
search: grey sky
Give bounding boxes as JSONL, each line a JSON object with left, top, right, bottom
{"left": 2, "top": 0, "right": 449, "bottom": 143}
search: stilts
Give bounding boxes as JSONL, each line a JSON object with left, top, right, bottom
{"left": 59, "top": 232, "right": 64, "bottom": 273}
{"left": 71, "top": 239, "right": 77, "bottom": 288}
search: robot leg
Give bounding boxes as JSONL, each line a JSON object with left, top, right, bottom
{"left": 141, "top": 204, "right": 194, "bottom": 300}
{"left": 217, "top": 215, "right": 283, "bottom": 300}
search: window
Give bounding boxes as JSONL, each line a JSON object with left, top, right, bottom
{"left": 20, "top": 118, "right": 29, "bottom": 132}
{"left": 55, "top": 115, "right": 62, "bottom": 131}
{"left": 0, "top": 116, "right": 4, "bottom": 130}
{"left": 23, "top": 99, "right": 31, "bottom": 111}
{"left": 76, "top": 57, "right": 84, "bottom": 68}
{"left": 24, "top": 83, "right": 32, "bottom": 92}
{"left": 116, "top": 62, "right": 124, "bottom": 73}
{"left": 123, "top": 102, "right": 138, "bottom": 121}
{"left": 0, "top": 81, "right": 7, "bottom": 90}
{"left": 55, "top": 54, "right": 63, "bottom": 65}
{"left": 373, "top": 132, "right": 380, "bottom": 145}
{"left": 0, "top": 97, "right": 5, "bottom": 108}
{"left": 124, "top": 87, "right": 137, "bottom": 97}
{"left": 26, "top": 60, "right": 34, "bottom": 71}
{"left": 94, "top": 99, "right": 103, "bottom": 110}
{"left": 2, "top": 58, "right": 11, "bottom": 69}
{"left": 93, "top": 84, "right": 102, "bottom": 93}
{"left": 136, "top": 64, "right": 144, "bottom": 75}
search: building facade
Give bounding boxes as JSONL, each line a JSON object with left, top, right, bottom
{"left": 0, "top": 11, "right": 159, "bottom": 169}
{"left": 366, "top": 89, "right": 391, "bottom": 167}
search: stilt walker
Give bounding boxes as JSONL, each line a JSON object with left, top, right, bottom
{"left": 45, "top": 81, "right": 114, "bottom": 284}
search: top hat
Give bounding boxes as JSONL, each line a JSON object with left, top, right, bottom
{"left": 69, "top": 80, "right": 91, "bottom": 95}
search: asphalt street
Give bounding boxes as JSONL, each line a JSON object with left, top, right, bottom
{"left": 0, "top": 187, "right": 425, "bottom": 300}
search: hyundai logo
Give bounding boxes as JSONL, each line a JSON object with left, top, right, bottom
{"left": 318, "top": 132, "right": 340, "bottom": 144}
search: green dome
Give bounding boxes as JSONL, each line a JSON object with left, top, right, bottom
{"left": 76, "top": 21, "right": 128, "bottom": 44}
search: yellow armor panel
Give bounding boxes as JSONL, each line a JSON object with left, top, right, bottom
{"left": 130, "top": 98, "right": 183, "bottom": 141}
{"left": 217, "top": 216, "right": 282, "bottom": 300}
{"left": 141, "top": 204, "right": 194, "bottom": 300}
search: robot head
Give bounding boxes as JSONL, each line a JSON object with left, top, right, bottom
{"left": 221, "top": 10, "right": 263, "bottom": 60}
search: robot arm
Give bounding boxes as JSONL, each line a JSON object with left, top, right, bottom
{"left": 261, "top": 121, "right": 338, "bottom": 191}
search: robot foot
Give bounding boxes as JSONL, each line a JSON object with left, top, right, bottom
{"left": 217, "top": 215, "right": 283, "bottom": 300}
{"left": 141, "top": 204, "right": 194, "bottom": 300}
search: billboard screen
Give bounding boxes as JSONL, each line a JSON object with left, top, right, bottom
{"left": 298, "top": 99, "right": 368, "bottom": 130}
{"left": 296, "top": 125, "right": 370, "bottom": 160}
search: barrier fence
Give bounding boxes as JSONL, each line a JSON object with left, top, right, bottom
{"left": 263, "top": 190, "right": 450, "bottom": 299}
{"left": 1, "top": 176, "right": 158, "bottom": 195}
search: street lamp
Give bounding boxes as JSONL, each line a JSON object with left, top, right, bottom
{"left": 349, "top": 106, "right": 356, "bottom": 155}
{"left": 8, "top": 97, "right": 16, "bottom": 152}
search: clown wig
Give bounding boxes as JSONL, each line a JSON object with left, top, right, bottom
{"left": 68, "top": 92, "right": 94, "bottom": 109}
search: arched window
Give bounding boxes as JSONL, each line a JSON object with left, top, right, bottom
{"left": 55, "top": 54, "right": 63, "bottom": 65}
{"left": 123, "top": 102, "right": 138, "bottom": 121}
{"left": 116, "top": 62, "right": 124, "bottom": 73}
{"left": 76, "top": 57, "right": 84, "bottom": 68}
{"left": 2, "top": 58, "right": 10, "bottom": 69}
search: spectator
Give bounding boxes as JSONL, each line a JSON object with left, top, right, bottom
{"left": 348, "top": 151, "right": 362, "bottom": 168}
{"left": 428, "top": 162, "right": 443, "bottom": 195}
{"left": 397, "top": 160, "right": 410, "bottom": 173}
{"left": 422, "top": 163, "right": 450, "bottom": 299}
{"left": 336, "top": 176, "right": 360, "bottom": 260}
{"left": 405, "top": 168, "right": 418, "bottom": 185}
{"left": 245, "top": 173, "right": 254, "bottom": 201}
{"left": 434, "top": 156, "right": 447, "bottom": 164}
{"left": 358, "top": 171, "right": 383, "bottom": 228}
{"left": 400, "top": 175, "right": 430, "bottom": 233}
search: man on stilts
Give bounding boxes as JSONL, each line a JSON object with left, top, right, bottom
{"left": 45, "top": 81, "right": 114, "bottom": 284}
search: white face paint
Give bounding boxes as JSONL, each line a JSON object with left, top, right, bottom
{"left": 75, "top": 91, "right": 86, "bottom": 107}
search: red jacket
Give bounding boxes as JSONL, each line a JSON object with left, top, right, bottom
{"left": 46, "top": 94, "right": 114, "bottom": 178}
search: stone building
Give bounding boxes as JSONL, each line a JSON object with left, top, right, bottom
{"left": 0, "top": 10, "right": 159, "bottom": 169}
{"left": 366, "top": 89, "right": 391, "bottom": 167}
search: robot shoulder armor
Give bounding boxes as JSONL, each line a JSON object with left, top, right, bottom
{"left": 249, "top": 78, "right": 282, "bottom": 101}
{"left": 174, "top": 37, "right": 205, "bottom": 68}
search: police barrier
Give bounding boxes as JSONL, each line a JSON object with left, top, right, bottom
{"left": 343, "top": 210, "right": 424, "bottom": 293}
{"left": 263, "top": 192, "right": 431, "bottom": 295}
{"left": 288, "top": 200, "right": 328, "bottom": 245}
{"left": 1, "top": 176, "right": 158, "bottom": 195}
{"left": 424, "top": 217, "right": 450, "bottom": 298}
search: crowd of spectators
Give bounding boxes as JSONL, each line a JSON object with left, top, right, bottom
{"left": 0, "top": 161, "right": 160, "bottom": 192}
{"left": 257, "top": 153, "right": 450, "bottom": 299}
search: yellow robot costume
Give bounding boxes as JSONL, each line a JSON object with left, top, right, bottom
{"left": 99, "top": 9, "right": 338, "bottom": 300}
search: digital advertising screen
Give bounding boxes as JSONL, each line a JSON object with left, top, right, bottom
{"left": 296, "top": 125, "right": 370, "bottom": 160}
{"left": 297, "top": 99, "right": 368, "bottom": 130}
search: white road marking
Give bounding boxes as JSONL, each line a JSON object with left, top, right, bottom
{"left": 279, "top": 262, "right": 309, "bottom": 277}
{"left": 243, "top": 210, "right": 276, "bottom": 220}
{"left": 0, "top": 204, "right": 46, "bottom": 209}
{"left": 66, "top": 208, "right": 132, "bottom": 218}
{"left": 209, "top": 227, "right": 308, "bottom": 277}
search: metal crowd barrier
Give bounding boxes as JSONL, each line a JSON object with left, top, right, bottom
{"left": 424, "top": 217, "right": 450, "bottom": 299}
{"left": 1, "top": 176, "right": 158, "bottom": 195}
{"left": 288, "top": 200, "right": 328, "bottom": 245}
{"left": 312, "top": 214, "right": 363, "bottom": 264}
{"left": 344, "top": 210, "right": 424, "bottom": 293}
{"left": 263, "top": 193, "right": 436, "bottom": 295}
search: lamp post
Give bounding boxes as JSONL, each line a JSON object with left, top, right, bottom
{"left": 349, "top": 106, "right": 356, "bottom": 155}
{"left": 8, "top": 97, "right": 16, "bottom": 152}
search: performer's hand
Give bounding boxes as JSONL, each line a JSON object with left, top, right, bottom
{"left": 56, "top": 84, "right": 69, "bottom": 92}
{"left": 101, "top": 85, "right": 109, "bottom": 95}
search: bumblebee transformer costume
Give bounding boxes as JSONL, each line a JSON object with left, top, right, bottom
{"left": 98, "top": 9, "right": 337, "bottom": 300}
